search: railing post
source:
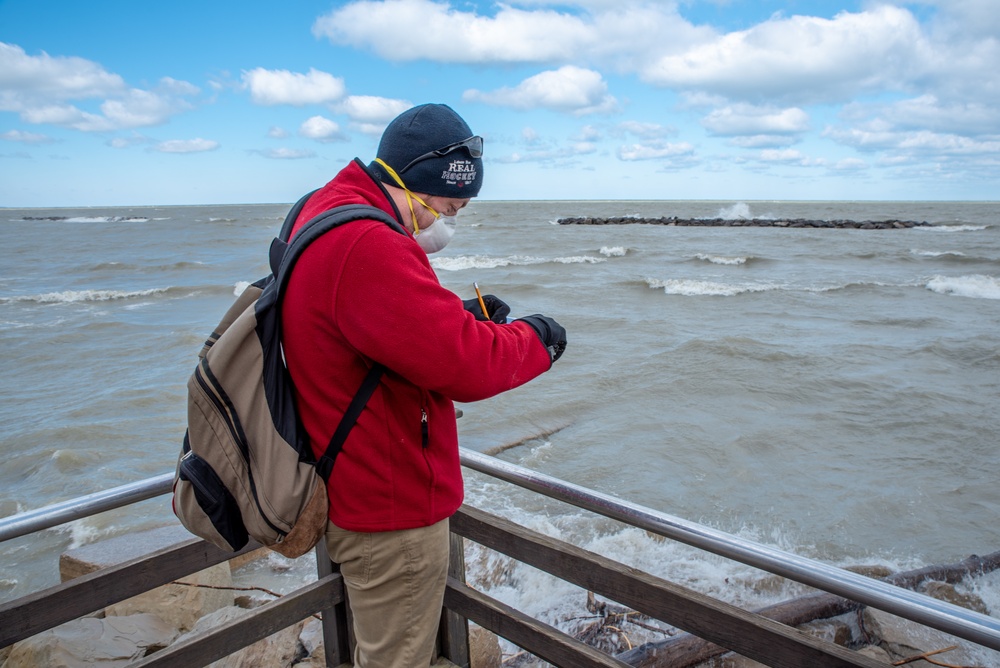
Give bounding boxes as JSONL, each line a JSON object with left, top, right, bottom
{"left": 438, "top": 528, "right": 471, "bottom": 667}
{"left": 316, "top": 538, "right": 354, "bottom": 666}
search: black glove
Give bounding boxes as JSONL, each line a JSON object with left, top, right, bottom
{"left": 462, "top": 294, "right": 510, "bottom": 324}
{"left": 517, "top": 314, "right": 567, "bottom": 363}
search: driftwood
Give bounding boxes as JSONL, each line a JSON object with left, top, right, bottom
{"left": 613, "top": 551, "right": 1000, "bottom": 668}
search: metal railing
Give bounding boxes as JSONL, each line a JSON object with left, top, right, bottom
{"left": 2, "top": 448, "right": 999, "bottom": 655}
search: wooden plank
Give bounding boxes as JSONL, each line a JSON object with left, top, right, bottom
{"left": 451, "top": 506, "right": 885, "bottom": 668}
{"left": 0, "top": 538, "right": 260, "bottom": 647}
{"left": 439, "top": 531, "right": 471, "bottom": 667}
{"left": 130, "top": 573, "right": 343, "bottom": 667}
{"left": 315, "top": 539, "right": 352, "bottom": 666}
{"left": 445, "top": 577, "right": 630, "bottom": 668}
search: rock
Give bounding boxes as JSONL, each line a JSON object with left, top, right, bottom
{"left": 695, "top": 652, "right": 768, "bottom": 667}
{"left": 4, "top": 613, "right": 178, "bottom": 667}
{"left": 59, "top": 525, "right": 193, "bottom": 581}
{"left": 854, "top": 644, "right": 894, "bottom": 663}
{"left": 799, "top": 617, "right": 853, "bottom": 646}
{"left": 862, "top": 608, "right": 980, "bottom": 665}
{"left": 919, "top": 580, "right": 990, "bottom": 615}
{"left": 470, "top": 624, "right": 502, "bottom": 668}
{"left": 105, "top": 562, "right": 234, "bottom": 633}
{"left": 298, "top": 617, "right": 324, "bottom": 657}
{"left": 59, "top": 524, "right": 235, "bottom": 632}
{"left": 174, "top": 605, "right": 307, "bottom": 668}
{"left": 556, "top": 216, "right": 928, "bottom": 229}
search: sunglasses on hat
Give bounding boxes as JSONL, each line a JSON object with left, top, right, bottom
{"left": 400, "top": 135, "right": 483, "bottom": 173}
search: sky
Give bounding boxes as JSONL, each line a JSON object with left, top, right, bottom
{"left": 1, "top": 0, "right": 999, "bottom": 206}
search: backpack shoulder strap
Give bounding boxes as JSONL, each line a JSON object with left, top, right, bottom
{"left": 276, "top": 189, "right": 319, "bottom": 242}
{"left": 315, "top": 364, "right": 384, "bottom": 482}
{"left": 266, "top": 201, "right": 405, "bottom": 480}
{"left": 269, "top": 203, "right": 405, "bottom": 284}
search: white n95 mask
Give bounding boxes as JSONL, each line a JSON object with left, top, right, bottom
{"left": 415, "top": 216, "right": 456, "bottom": 253}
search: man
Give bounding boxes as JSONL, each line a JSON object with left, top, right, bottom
{"left": 281, "top": 103, "right": 566, "bottom": 667}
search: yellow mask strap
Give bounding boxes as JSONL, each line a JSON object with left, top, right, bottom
{"left": 375, "top": 158, "right": 439, "bottom": 235}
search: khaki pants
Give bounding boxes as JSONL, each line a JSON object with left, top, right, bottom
{"left": 325, "top": 518, "right": 450, "bottom": 668}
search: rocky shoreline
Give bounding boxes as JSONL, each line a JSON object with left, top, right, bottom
{"left": 557, "top": 216, "right": 931, "bottom": 229}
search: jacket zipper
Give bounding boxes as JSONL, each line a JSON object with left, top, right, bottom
{"left": 421, "top": 408, "right": 429, "bottom": 449}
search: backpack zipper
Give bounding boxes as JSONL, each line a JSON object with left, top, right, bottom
{"left": 194, "top": 359, "right": 287, "bottom": 539}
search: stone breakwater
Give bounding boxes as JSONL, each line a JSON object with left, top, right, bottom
{"left": 557, "top": 216, "right": 931, "bottom": 229}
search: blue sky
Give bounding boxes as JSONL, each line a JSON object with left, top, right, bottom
{"left": 1, "top": 0, "right": 998, "bottom": 206}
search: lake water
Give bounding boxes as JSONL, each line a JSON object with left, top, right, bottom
{"left": 1, "top": 199, "right": 998, "bottom": 662}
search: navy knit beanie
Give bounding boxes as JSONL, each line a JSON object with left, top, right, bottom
{"left": 370, "top": 104, "right": 483, "bottom": 198}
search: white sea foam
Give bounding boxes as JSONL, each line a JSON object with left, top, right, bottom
{"left": 695, "top": 253, "right": 749, "bottom": 265}
{"left": 926, "top": 274, "right": 1000, "bottom": 299}
{"left": 717, "top": 202, "right": 752, "bottom": 220}
{"left": 64, "top": 518, "right": 112, "bottom": 550}
{"left": 910, "top": 249, "right": 967, "bottom": 258}
{"left": 915, "top": 224, "right": 989, "bottom": 232}
{"left": 234, "top": 281, "right": 252, "bottom": 296}
{"left": 64, "top": 216, "right": 150, "bottom": 223}
{"left": 647, "top": 278, "right": 779, "bottom": 296}
{"left": 600, "top": 246, "right": 627, "bottom": 257}
{"left": 553, "top": 255, "right": 604, "bottom": 264}
{"left": 0, "top": 287, "right": 171, "bottom": 304}
{"left": 432, "top": 254, "right": 604, "bottom": 271}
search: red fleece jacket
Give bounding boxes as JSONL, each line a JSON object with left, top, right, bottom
{"left": 281, "top": 159, "right": 553, "bottom": 532}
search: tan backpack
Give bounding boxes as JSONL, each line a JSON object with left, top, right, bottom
{"left": 172, "top": 195, "right": 404, "bottom": 557}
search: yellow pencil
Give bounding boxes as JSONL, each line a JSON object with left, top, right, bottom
{"left": 474, "top": 282, "right": 490, "bottom": 320}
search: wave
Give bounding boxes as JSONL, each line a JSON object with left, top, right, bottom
{"left": 599, "top": 246, "right": 627, "bottom": 257}
{"left": 0, "top": 285, "right": 222, "bottom": 305}
{"left": 90, "top": 260, "right": 207, "bottom": 272}
{"left": 646, "top": 278, "right": 782, "bottom": 296}
{"left": 693, "top": 253, "right": 752, "bottom": 266}
{"left": 22, "top": 215, "right": 152, "bottom": 224}
{"left": 910, "top": 250, "right": 967, "bottom": 259}
{"left": 910, "top": 249, "right": 1000, "bottom": 266}
{"left": 914, "top": 224, "right": 989, "bottom": 232}
{"left": 926, "top": 274, "right": 1000, "bottom": 300}
{"left": 432, "top": 254, "right": 606, "bottom": 271}
{"left": 643, "top": 278, "right": 937, "bottom": 297}
{"left": 714, "top": 202, "right": 775, "bottom": 221}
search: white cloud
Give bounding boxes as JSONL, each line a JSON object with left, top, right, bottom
{"left": 153, "top": 138, "right": 219, "bottom": 154}
{"left": 832, "top": 158, "right": 868, "bottom": 171}
{"left": 522, "top": 127, "right": 541, "bottom": 145}
{"left": 0, "top": 43, "right": 197, "bottom": 132}
{"left": 1, "top": 129, "right": 54, "bottom": 144}
{"left": 494, "top": 142, "right": 596, "bottom": 164}
{"left": 701, "top": 104, "right": 809, "bottom": 136}
{"left": 573, "top": 125, "right": 601, "bottom": 142}
{"left": 332, "top": 95, "right": 412, "bottom": 134}
{"left": 842, "top": 95, "right": 1000, "bottom": 136}
{"left": 464, "top": 66, "right": 618, "bottom": 115}
{"left": 268, "top": 126, "right": 289, "bottom": 139}
{"left": 241, "top": 67, "right": 346, "bottom": 106}
{"left": 314, "top": 0, "right": 591, "bottom": 63}
{"left": 101, "top": 87, "right": 194, "bottom": 129}
{"left": 757, "top": 148, "right": 826, "bottom": 166}
{"left": 257, "top": 147, "right": 317, "bottom": 160}
{"left": 641, "top": 6, "right": 932, "bottom": 103}
{"left": 0, "top": 42, "right": 125, "bottom": 109}
{"left": 616, "top": 121, "right": 673, "bottom": 140}
{"left": 727, "top": 135, "right": 798, "bottom": 149}
{"left": 334, "top": 95, "right": 411, "bottom": 123}
{"left": 617, "top": 141, "right": 694, "bottom": 161}
{"left": 299, "top": 115, "right": 345, "bottom": 142}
